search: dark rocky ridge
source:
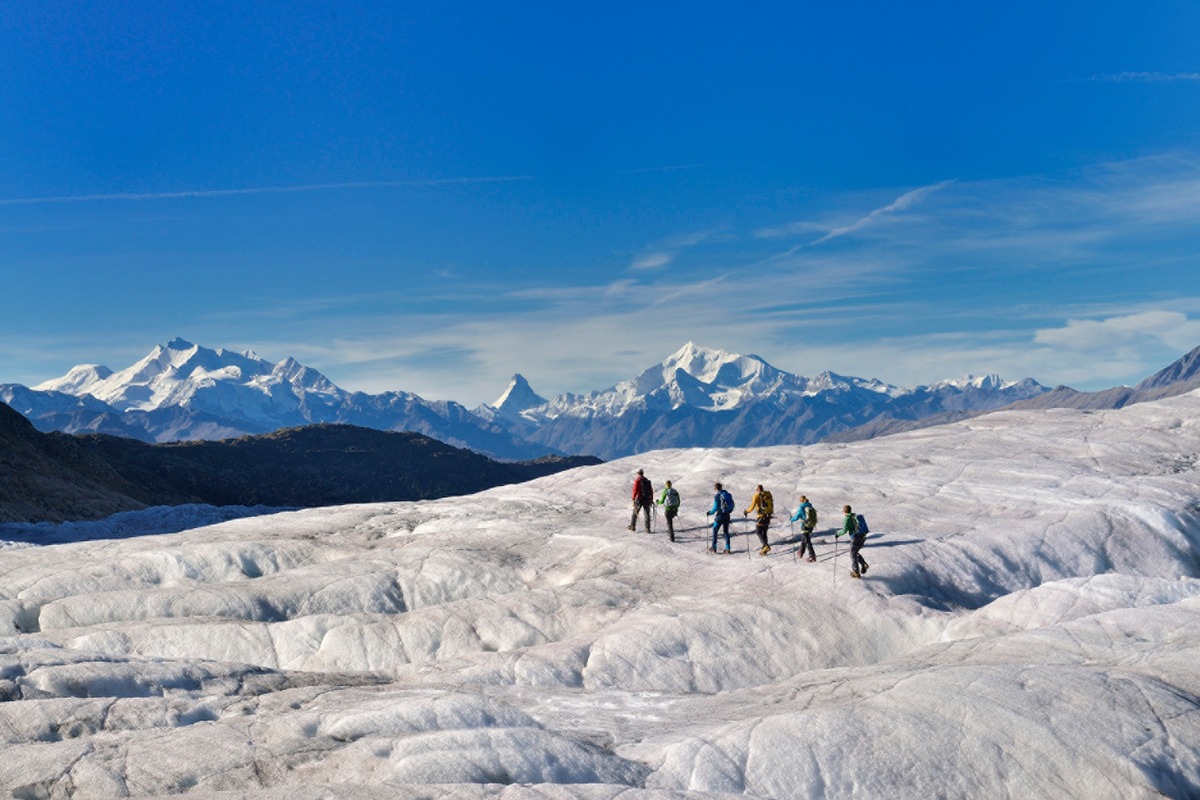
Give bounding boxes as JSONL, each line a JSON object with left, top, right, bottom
{"left": 0, "top": 402, "right": 600, "bottom": 524}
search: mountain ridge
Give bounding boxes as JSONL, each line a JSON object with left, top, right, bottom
{"left": 494, "top": 342, "right": 1048, "bottom": 458}
{"left": 0, "top": 400, "right": 599, "bottom": 524}
{"left": 10, "top": 338, "right": 1199, "bottom": 460}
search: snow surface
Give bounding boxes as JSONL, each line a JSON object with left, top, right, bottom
{"left": 3, "top": 392, "right": 1200, "bottom": 798}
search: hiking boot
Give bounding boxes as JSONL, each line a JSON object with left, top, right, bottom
{"left": 760, "top": 545, "right": 771, "bottom": 555}
{"left": 807, "top": 556, "right": 816, "bottom": 563}
{"left": 850, "top": 571, "right": 861, "bottom": 579}
{"left": 861, "top": 562, "right": 869, "bottom": 574}
{"left": 707, "top": 547, "right": 717, "bottom": 553}
{"left": 723, "top": 549, "right": 733, "bottom": 555}
{"left": 627, "top": 525, "right": 635, "bottom": 531}
{"left": 669, "top": 535, "right": 675, "bottom": 542}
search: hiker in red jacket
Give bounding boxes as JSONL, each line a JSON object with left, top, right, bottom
{"left": 628, "top": 469, "right": 654, "bottom": 532}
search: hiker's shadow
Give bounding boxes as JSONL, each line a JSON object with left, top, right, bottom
{"left": 776, "top": 526, "right": 838, "bottom": 546}
{"left": 862, "top": 535, "right": 920, "bottom": 548}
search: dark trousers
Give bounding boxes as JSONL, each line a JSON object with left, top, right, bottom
{"left": 664, "top": 508, "right": 677, "bottom": 540}
{"left": 798, "top": 525, "right": 815, "bottom": 558}
{"left": 710, "top": 513, "right": 731, "bottom": 550}
{"left": 850, "top": 533, "right": 867, "bottom": 573}
{"left": 755, "top": 517, "right": 771, "bottom": 547}
{"left": 630, "top": 502, "right": 651, "bottom": 531}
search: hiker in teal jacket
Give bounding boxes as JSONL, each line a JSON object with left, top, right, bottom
{"left": 790, "top": 496, "right": 817, "bottom": 562}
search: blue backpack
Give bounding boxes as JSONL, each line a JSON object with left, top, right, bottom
{"left": 856, "top": 514, "right": 870, "bottom": 535}
{"left": 718, "top": 490, "right": 735, "bottom": 515}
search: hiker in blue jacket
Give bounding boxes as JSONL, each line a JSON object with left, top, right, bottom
{"left": 707, "top": 482, "right": 734, "bottom": 554}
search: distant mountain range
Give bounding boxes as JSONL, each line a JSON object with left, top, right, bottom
{"left": 2, "top": 338, "right": 541, "bottom": 459}
{"left": 5, "top": 338, "right": 1199, "bottom": 460}
{"left": 479, "top": 342, "right": 1049, "bottom": 459}
{"left": 824, "top": 343, "right": 1200, "bottom": 443}
{"left": 0, "top": 401, "right": 598, "bottom": 524}
{"left": 1, "top": 339, "right": 1053, "bottom": 460}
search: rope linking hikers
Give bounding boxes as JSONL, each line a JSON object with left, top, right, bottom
{"left": 625, "top": 469, "right": 872, "bottom": 580}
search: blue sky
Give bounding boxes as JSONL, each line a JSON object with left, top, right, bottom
{"left": 3, "top": 1, "right": 1200, "bottom": 405}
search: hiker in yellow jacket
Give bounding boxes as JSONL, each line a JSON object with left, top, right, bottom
{"left": 745, "top": 484, "right": 774, "bottom": 556}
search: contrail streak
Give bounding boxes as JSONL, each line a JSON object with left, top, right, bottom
{"left": 0, "top": 176, "right": 535, "bottom": 206}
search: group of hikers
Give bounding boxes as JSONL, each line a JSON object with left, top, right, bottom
{"left": 628, "top": 468, "right": 870, "bottom": 579}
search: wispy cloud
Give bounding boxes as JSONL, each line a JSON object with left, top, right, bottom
{"left": 630, "top": 253, "right": 674, "bottom": 270}
{"left": 1034, "top": 311, "right": 1200, "bottom": 353}
{"left": 753, "top": 220, "right": 829, "bottom": 239}
{"left": 0, "top": 176, "right": 535, "bottom": 206}
{"left": 619, "top": 164, "right": 705, "bottom": 175}
{"left": 629, "top": 229, "right": 722, "bottom": 270}
{"left": 810, "top": 180, "right": 955, "bottom": 245}
{"left": 1085, "top": 71, "right": 1200, "bottom": 83}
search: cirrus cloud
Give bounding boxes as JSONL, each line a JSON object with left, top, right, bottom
{"left": 1034, "top": 311, "right": 1200, "bottom": 353}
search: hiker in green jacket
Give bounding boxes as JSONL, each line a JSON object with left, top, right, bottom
{"left": 839, "top": 505, "right": 869, "bottom": 578}
{"left": 657, "top": 480, "right": 680, "bottom": 542}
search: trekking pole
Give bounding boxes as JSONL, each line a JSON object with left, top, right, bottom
{"left": 790, "top": 519, "right": 796, "bottom": 562}
{"left": 833, "top": 534, "right": 839, "bottom": 587}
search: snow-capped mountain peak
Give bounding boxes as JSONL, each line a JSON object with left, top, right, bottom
{"left": 584, "top": 342, "right": 789, "bottom": 415}
{"left": 33, "top": 364, "right": 114, "bottom": 395}
{"left": 661, "top": 341, "right": 775, "bottom": 386}
{"left": 933, "top": 374, "right": 1008, "bottom": 391}
{"left": 492, "top": 374, "right": 547, "bottom": 415}
{"left": 35, "top": 339, "right": 343, "bottom": 416}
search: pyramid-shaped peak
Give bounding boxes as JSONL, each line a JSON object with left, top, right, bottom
{"left": 493, "top": 373, "right": 547, "bottom": 414}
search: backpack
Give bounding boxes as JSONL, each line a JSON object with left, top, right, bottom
{"left": 805, "top": 504, "right": 817, "bottom": 526}
{"left": 856, "top": 513, "right": 869, "bottom": 535}
{"left": 759, "top": 490, "right": 774, "bottom": 516}
{"left": 718, "top": 490, "right": 735, "bottom": 515}
{"left": 663, "top": 487, "right": 680, "bottom": 510}
{"left": 639, "top": 478, "right": 654, "bottom": 506}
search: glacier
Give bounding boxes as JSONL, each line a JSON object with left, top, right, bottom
{"left": 1, "top": 391, "right": 1200, "bottom": 797}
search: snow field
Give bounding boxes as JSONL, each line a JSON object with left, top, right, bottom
{"left": 1, "top": 392, "right": 1199, "bottom": 797}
